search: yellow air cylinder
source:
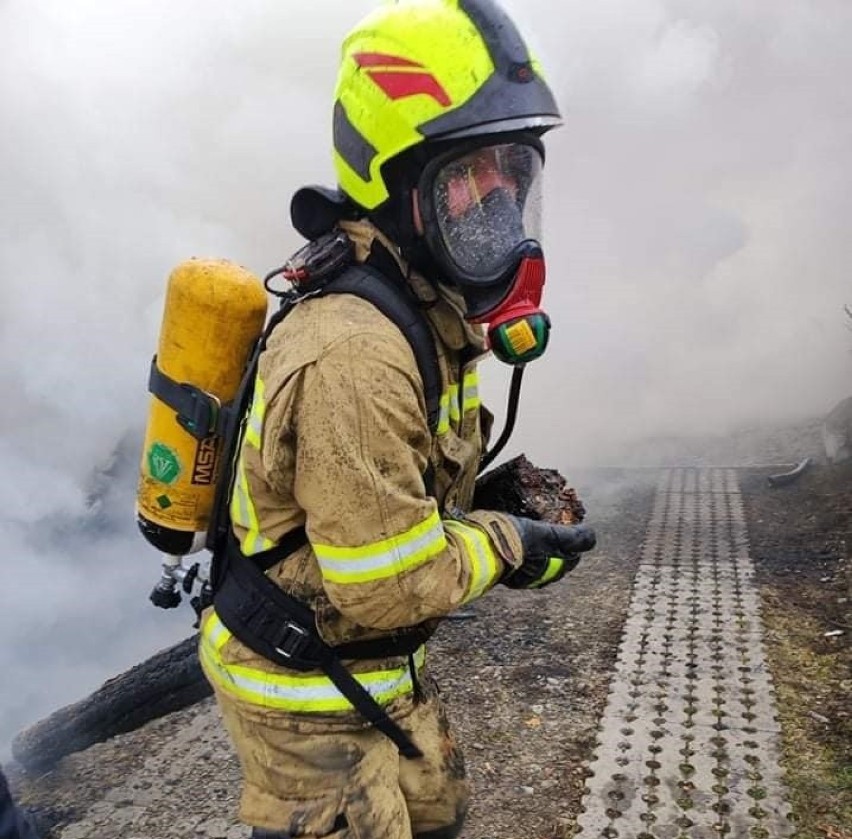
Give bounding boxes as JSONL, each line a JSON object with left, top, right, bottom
{"left": 137, "top": 258, "right": 268, "bottom": 556}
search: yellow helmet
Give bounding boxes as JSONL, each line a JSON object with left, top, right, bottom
{"left": 333, "top": 0, "right": 561, "bottom": 210}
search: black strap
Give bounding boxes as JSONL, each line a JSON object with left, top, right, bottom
{"left": 148, "top": 357, "right": 234, "bottom": 440}
{"left": 319, "top": 265, "right": 442, "bottom": 433}
{"left": 218, "top": 535, "right": 431, "bottom": 660}
{"left": 245, "top": 526, "right": 310, "bottom": 572}
{"left": 205, "top": 254, "right": 442, "bottom": 760}
{"left": 214, "top": 536, "right": 425, "bottom": 759}
{"left": 323, "top": 656, "right": 422, "bottom": 759}
{"left": 204, "top": 339, "right": 263, "bottom": 557}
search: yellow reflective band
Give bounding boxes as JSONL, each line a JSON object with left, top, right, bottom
{"left": 462, "top": 370, "right": 480, "bottom": 413}
{"left": 437, "top": 376, "right": 478, "bottom": 436}
{"left": 531, "top": 556, "right": 564, "bottom": 589}
{"left": 437, "top": 392, "right": 451, "bottom": 436}
{"left": 448, "top": 384, "right": 461, "bottom": 423}
{"left": 314, "top": 510, "right": 447, "bottom": 585}
{"left": 202, "top": 611, "right": 230, "bottom": 651}
{"left": 444, "top": 519, "right": 501, "bottom": 603}
{"left": 244, "top": 376, "right": 266, "bottom": 450}
{"left": 229, "top": 455, "right": 251, "bottom": 528}
{"left": 200, "top": 613, "right": 426, "bottom": 713}
{"left": 229, "top": 454, "right": 275, "bottom": 556}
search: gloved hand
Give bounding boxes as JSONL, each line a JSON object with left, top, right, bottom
{"left": 501, "top": 516, "right": 596, "bottom": 589}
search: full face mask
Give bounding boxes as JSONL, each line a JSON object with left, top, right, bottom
{"left": 417, "top": 139, "right": 551, "bottom": 365}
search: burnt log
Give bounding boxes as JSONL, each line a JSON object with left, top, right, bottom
{"left": 12, "top": 635, "right": 211, "bottom": 774}
{"left": 12, "top": 455, "right": 582, "bottom": 773}
{"left": 474, "top": 454, "right": 586, "bottom": 524}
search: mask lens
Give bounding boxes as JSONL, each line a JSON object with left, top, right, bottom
{"left": 432, "top": 143, "right": 542, "bottom": 280}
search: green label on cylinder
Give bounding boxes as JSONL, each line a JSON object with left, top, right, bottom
{"left": 147, "top": 443, "right": 181, "bottom": 486}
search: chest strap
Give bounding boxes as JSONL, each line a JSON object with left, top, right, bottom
{"left": 213, "top": 533, "right": 430, "bottom": 759}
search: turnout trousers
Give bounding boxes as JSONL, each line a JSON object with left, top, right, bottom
{"left": 213, "top": 676, "right": 469, "bottom": 839}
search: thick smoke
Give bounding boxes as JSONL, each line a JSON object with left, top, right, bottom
{"left": 510, "top": 0, "right": 852, "bottom": 464}
{"left": 0, "top": 0, "right": 374, "bottom": 756}
{"left": 1, "top": 0, "right": 850, "bottom": 752}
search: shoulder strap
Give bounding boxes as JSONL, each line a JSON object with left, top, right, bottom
{"left": 205, "top": 302, "right": 297, "bottom": 556}
{"left": 318, "top": 265, "right": 442, "bottom": 433}
{"left": 207, "top": 263, "right": 441, "bottom": 556}
{"left": 214, "top": 534, "right": 424, "bottom": 759}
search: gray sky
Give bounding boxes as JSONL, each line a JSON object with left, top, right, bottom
{"left": 1, "top": 0, "right": 850, "bottom": 752}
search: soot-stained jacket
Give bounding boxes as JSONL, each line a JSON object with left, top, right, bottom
{"left": 200, "top": 220, "right": 524, "bottom": 718}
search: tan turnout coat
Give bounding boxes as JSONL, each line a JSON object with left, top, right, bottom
{"left": 199, "top": 221, "right": 526, "bottom": 833}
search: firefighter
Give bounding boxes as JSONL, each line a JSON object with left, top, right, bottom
{"left": 0, "top": 770, "right": 39, "bottom": 839}
{"left": 199, "top": 1, "right": 596, "bottom": 837}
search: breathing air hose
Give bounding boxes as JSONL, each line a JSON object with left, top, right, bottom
{"left": 478, "top": 365, "right": 525, "bottom": 474}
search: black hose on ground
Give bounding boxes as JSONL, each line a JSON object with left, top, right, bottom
{"left": 767, "top": 457, "right": 813, "bottom": 488}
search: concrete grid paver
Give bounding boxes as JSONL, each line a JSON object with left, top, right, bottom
{"left": 577, "top": 468, "right": 793, "bottom": 839}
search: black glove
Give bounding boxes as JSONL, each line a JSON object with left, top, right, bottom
{"left": 501, "top": 516, "right": 596, "bottom": 590}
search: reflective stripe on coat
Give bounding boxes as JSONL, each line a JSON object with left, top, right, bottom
{"left": 203, "top": 221, "right": 523, "bottom": 716}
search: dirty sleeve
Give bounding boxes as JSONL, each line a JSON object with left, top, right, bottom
{"left": 290, "top": 330, "right": 523, "bottom": 631}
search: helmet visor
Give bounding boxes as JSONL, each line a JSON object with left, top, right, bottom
{"left": 431, "top": 143, "right": 543, "bottom": 281}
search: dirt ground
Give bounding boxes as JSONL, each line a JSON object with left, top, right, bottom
{"left": 7, "top": 470, "right": 655, "bottom": 839}
{"left": 741, "top": 462, "right": 852, "bottom": 839}
{"left": 7, "top": 443, "right": 851, "bottom": 839}
{"left": 427, "top": 471, "right": 655, "bottom": 839}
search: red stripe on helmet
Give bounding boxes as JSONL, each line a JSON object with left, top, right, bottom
{"left": 354, "top": 52, "right": 424, "bottom": 69}
{"left": 367, "top": 70, "right": 452, "bottom": 107}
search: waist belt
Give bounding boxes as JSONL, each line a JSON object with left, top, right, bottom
{"left": 212, "top": 531, "right": 431, "bottom": 759}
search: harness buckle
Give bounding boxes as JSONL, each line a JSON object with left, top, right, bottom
{"left": 148, "top": 356, "right": 226, "bottom": 440}
{"left": 273, "top": 621, "right": 313, "bottom": 661}
{"left": 176, "top": 384, "right": 221, "bottom": 439}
